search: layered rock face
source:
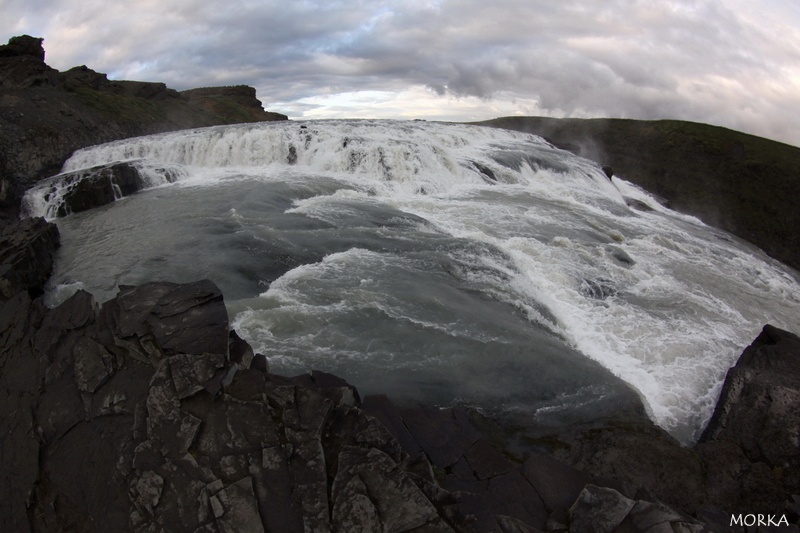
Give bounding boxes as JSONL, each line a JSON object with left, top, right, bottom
{"left": 22, "top": 161, "right": 183, "bottom": 218}
{"left": 0, "top": 35, "right": 287, "bottom": 221}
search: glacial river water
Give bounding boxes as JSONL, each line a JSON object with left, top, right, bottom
{"left": 24, "top": 120, "right": 800, "bottom": 444}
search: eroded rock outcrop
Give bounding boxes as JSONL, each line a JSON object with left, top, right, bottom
{"left": 22, "top": 161, "right": 183, "bottom": 218}
{"left": 543, "top": 326, "right": 800, "bottom": 529}
{"left": 0, "top": 217, "right": 59, "bottom": 299}
{"left": 695, "top": 325, "right": 800, "bottom": 513}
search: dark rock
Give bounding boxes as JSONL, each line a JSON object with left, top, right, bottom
{"left": 213, "top": 477, "right": 265, "bottom": 532}
{"left": 99, "top": 279, "right": 229, "bottom": 359}
{"left": 60, "top": 65, "right": 111, "bottom": 91}
{"left": 700, "top": 325, "right": 800, "bottom": 459}
{"left": 112, "top": 80, "right": 176, "bottom": 99}
{"left": 580, "top": 277, "right": 617, "bottom": 299}
{"left": 473, "top": 161, "right": 497, "bottom": 182}
{"left": 229, "top": 329, "right": 254, "bottom": 368}
{"left": 0, "top": 35, "right": 46, "bottom": 61}
{"left": 331, "top": 447, "right": 449, "bottom": 532}
{"left": 697, "top": 324, "right": 800, "bottom": 510}
{"left": 522, "top": 453, "right": 591, "bottom": 514}
{"left": 400, "top": 406, "right": 483, "bottom": 468}
{"left": 602, "top": 166, "right": 613, "bottom": 179}
{"left": 0, "top": 291, "right": 45, "bottom": 532}
{"left": 549, "top": 416, "right": 706, "bottom": 514}
{"left": 464, "top": 438, "right": 517, "bottom": 480}
{"left": 569, "top": 485, "right": 636, "bottom": 533}
{"left": 250, "top": 352, "right": 269, "bottom": 372}
{"left": 485, "top": 470, "right": 548, "bottom": 529}
{"left": 0, "top": 35, "right": 57, "bottom": 88}
{"left": 181, "top": 85, "right": 288, "bottom": 123}
{"left": 0, "top": 217, "right": 59, "bottom": 299}
{"left": 37, "top": 416, "right": 135, "bottom": 531}
{"left": 569, "top": 485, "right": 705, "bottom": 533}
{"left": 363, "top": 394, "right": 424, "bottom": 458}
{"left": 224, "top": 367, "right": 267, "bottom": 402}
{"left": 24, "top": 160, "right": 180, "bottom": 218}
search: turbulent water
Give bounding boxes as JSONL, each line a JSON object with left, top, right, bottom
{"left": 24, "top": 119, "right": 800, "bottom": 444}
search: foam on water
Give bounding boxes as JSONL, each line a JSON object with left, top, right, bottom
{"left": 37, "top": 119, "right": 800, "bottom": 443}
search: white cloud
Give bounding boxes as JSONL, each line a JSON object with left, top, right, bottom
{"left": 4, "top": 0, "right": 800, "bottom": 146}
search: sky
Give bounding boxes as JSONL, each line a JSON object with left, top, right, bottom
{"left": 5, "top": 0, "right": 800, "bottom": 146}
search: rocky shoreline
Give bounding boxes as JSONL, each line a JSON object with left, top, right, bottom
{"left": 2, "top": 216, "right": 800, "bottom": 532}
{"left": 3, "top": 34, "right": 800, "bottom": 532}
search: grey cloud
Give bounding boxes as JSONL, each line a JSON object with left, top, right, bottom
{"left": 4, "top": 0, "right": 800, "bottom": 145}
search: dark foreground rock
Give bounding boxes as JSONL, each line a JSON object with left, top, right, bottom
{"left": 0, "top": 217, "right": 59, "bottom": 299}
{"left": 695, "top": 325, "right": 800, "bottom": 513}
{"left": 2, "top": 278, "right": 799, "bottom": 530}
{"left": 542, "top": 325, "right": 800, "bottom": 530}
{"left": 0, "top": 277, "right": 710, "bottom": 532}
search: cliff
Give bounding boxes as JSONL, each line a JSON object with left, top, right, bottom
{"left": 475, "top": 116, "right": 800, "bottom": 272}
{"left": 0, "top": 35, "right": 287, "bottom": 221}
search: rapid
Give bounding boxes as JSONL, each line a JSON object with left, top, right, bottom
{"left": 23, "top": 119, "right": 800, "bottom": 444}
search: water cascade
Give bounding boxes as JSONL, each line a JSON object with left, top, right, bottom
{"left": 26, "top": 120, "right": 800, "bottom": 444}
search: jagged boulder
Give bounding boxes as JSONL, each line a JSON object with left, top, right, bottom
{"left": 0, "top": 217, "right": 59, "bottom": 299}
{"left": 59, "top": 64, "right": 112, "bottom": 91}
{"left": 696, "top": 324, "right": 800, "bottom": 512}
{"left": 23, "top": 161, "right": 181, "bottom": 218}
{"left": 569, "top": 485, "right": 702, "bottom": 533}
{"left": 0, "top": 35, "right": 58, "bottom": 88}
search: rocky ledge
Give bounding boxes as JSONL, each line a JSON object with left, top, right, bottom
{"left": 2, "top": 218, "right": 800, "bottom": 532}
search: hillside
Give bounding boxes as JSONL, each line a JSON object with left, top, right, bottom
{"left": 475, "top": 116, "right": 800, "bottom": 272}
{"left": 0, "top": 35, "right": 287, "bottom": 221}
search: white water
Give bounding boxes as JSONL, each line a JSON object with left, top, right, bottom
{"left": 28, "top": 120, "right": 800, "bottom": 443}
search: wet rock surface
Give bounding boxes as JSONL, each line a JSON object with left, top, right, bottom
{"left": 23, "top": 161, "right": 182, "bottom": 217}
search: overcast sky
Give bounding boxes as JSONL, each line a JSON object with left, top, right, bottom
{"left": 5, "top": 0, "right": 800, "bottom": 146}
